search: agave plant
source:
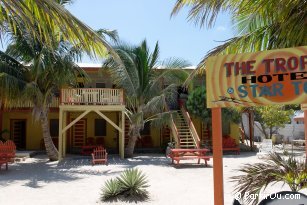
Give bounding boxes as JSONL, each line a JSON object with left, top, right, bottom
{"left": 101, "top": 178, "right": 122, "bottom": 201}
{"left": 231, "top": 153, "right": 307, "bottom": 205}
{"left": 117, "top": 168, "right": 149, "bottom": 199}
{"left": 101, "top": 168, "right": 149, "bottom": 202}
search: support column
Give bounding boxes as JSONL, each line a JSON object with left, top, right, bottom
{"left": 58, "top": 108, "right": 63, "bottom": 160}
{"left": 0, "top": 109, "right": 3, "bottom": 131}
{"left": 119, "top": 111, "right": 125, "bottom": 159}
{"left": 249, "top": 111, "right": 254, "bottom": 151}
{"left": 63, "top": 111, "right": 67, "bottom": 157}
{"left": 304, "top": 110, "right": 307, "bottom": 158}
{"left": 212, "top": 107, "right": 224, "bottom": 205}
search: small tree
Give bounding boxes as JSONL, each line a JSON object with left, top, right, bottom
{"left": 186, "top": 86, "right": 241, "bottom": 125}
{"left": 254, "top": 105, "right": 294, "bottom": 139}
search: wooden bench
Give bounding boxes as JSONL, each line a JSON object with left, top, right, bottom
{"left": 168, "top": 148, "right": 211, "bottom": 166}
{"left": 223, "top": 147, "right": 240, "bottom": 155}
{"left": 222, "top": 135, "right": 240, "bottom": 155}
{"left": 0, "top": 140, "right": 16, "bottom": 170}
{"left": 81, "top": 145, "right": 97, "bottom": 156}
{"left": 91, "top": 146, "right": 108, "bottom": 165}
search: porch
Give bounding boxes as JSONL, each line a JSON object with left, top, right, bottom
{"left": 58, "top": 88, "right": 126, "bottom": 159}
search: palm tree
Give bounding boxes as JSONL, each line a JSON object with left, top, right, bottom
{"left": 172, "top": 0, "right": 307, "bottom": 70}
{"left": 231, "top": 153, "right": 307, "bottom": 205}
{"left": 0, "top": 0, "right": 117, "bottom": 59}
{"left": 104, "top": 40, "right": 190, "bottom": 157}
{"left": 0, "top": 24, "right": 86, "bottom": 161}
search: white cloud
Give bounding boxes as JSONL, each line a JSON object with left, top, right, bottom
{"left": 216, "top": 26, "right": 227, "bottom": 31}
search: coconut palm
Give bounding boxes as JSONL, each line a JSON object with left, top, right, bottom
{"left": 0, "top": 23, "right": 87, "bottom": 161}
{"left": 172, "top": 0, "right": 307, "bottom": 70}
{"left": 104, "top": 40, "right": 190, "bottom": 157}
{"left": 231, "top": 153, "right": 307, "bottom": 205}
{"left": 0, "top": 0, "right": 116, "bottom": 59}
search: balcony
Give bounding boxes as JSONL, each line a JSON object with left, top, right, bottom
{"left": 8, "top": 97, "right": 59, "bottom": 108}
{"left": 60, "top": 88, "right": 124, "bottom": 106}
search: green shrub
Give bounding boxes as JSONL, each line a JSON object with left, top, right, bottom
{"left": 101, "top": 168, "right": 149, "bottom": 202}
{"left": 101, "top": 178, "right": 122, "bottom": 201}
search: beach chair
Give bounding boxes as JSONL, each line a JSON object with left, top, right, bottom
{"left": 91, "top": 146, "right": 108, "bottom": 165}
{"left": 257, "top": 139, "right": 274, "bottom": 158}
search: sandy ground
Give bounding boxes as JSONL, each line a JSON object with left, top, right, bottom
{"left": 0, "top": 152, "right": 306, "bottom": 205}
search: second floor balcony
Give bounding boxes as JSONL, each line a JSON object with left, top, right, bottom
{"left": 60, "top": 88, "right": 124, "bottom": 106}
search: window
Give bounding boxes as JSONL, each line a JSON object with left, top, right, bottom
{"left": 96, "top": 83, "right": 105, "bottom": 88}
{"left": 50, "top": 119, "right": 59, "bottom": 137}
{"left": 140, "top": 122, "right": 151, "bottom": 135}
{"left": 95, "top": 119, "right": 107, "bottom": 136}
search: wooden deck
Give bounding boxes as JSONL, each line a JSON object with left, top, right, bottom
{"left": 61, "top": 88, "right": 124, "bottom": 106}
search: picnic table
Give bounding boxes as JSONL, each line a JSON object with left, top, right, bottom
{"left": 168, "top": 148, "right": 211, "bottom": 166}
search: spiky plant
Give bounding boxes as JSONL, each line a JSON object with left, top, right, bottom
{"left": 231, "top": 153, "right": 307, "bottom": 205}
{"left": 101, "top": 168, "right": 149, "bottom": 202}
{"left": 101, "top": 178, "right": 122, "bottom": 201}
{"left": 117, "top": 168, "right": 149, "bottom": 200}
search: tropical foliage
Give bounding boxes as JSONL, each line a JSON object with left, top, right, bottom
{"left": 101, "top": 168, "right": 149, "bottom": 202}
{"left": 0, "top": 22, "right": 86, "bottom": 160}
{"left": 171, "top": 0, "right": 307, "bottom": 72}
{"left": 0, "top": 0, "right": 114, "bottom": 58}
{"left": 104, "top": 40, "right": 190, "bottom": 157}
{"left": 254, "top": 105, "right": 294, "bottom": 139}
{"left": 186, "top": 86, "right": 241, "bottom": 124}
{"left": 231, "top": 153, "right": 307, "bottom": 205}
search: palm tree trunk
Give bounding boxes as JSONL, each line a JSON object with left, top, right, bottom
{"left": 40, "top": 108, "right": 59, "bottom": 161}
{"left": 125, "top": 126, "right": 141, "bottom": 158}
{"left": 125, "top": 134, "right": 138, "bottom": 158}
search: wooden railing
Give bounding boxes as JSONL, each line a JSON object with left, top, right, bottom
{"left": 10, "top": 97, "right": 59, "bottom": 108}
{"left": 165, "top": 106, "right": 180, "bottom": 148}
{"left": 180, "top": 106, "right": 200, "bottom": 148}
{"left": 169, "top": 116, "right": 180, "bottom": 148}
{"left": 60, "top": 88, "right": 124, "bottom": 105}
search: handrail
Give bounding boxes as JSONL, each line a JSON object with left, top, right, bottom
{"left": 180, "top": 106, "right": 200, "bottom": 148}
{"left": 166, "top": 106, "right": 180, "bottom": 148}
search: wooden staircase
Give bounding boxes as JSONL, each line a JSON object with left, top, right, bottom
{"left": 175, "top": 110, "right": 198, "bottom": 149}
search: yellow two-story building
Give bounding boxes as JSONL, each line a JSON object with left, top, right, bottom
{"left": 0, "top": 64, "right": 240, "bottom": 158}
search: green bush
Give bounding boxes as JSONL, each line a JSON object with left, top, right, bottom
{"left": 101, "top": 168, "right": 149, "bottom": 202}
{"left": 101, "top": 179, "right": 122, "bottom": 201}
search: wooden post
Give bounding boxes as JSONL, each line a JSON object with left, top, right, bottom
{"left": 63, "top": 111, "right": 67, "bottom": 157}
{"left": 248, "top": 111, "right": 254, "bottom": 151}
{"left": 58, "top": 108, "right": 63, "bottom": 160}
{"left": 0, "top": 109, "right": 3, "bottom": 131}
{"left": 212, "top": 107, "right": 224, "bottom": 205}
{"left": 119, "top": 111, "right": 125, "bottom": 159}
{"left": 304, "top": 110, "right": 307, "bottom": 158}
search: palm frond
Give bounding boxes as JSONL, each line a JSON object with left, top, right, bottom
{"left": 0, "top": 0, "right": 115, "bottom": 58}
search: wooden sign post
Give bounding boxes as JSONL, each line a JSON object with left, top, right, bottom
{"left": 206, "top": 46, "right": 307, "bottom": 205}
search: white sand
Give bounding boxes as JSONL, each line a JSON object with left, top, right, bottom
{"left": 0, "top": 153, "right": 306, "bottom": 205}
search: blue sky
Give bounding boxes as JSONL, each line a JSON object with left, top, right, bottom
{"left": 67, "top": 0, "right": 234, "bottom": 66}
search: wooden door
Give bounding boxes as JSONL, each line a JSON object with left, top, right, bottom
{"left": 10, "top": 119, "right": 26, "bottom": 149}
{"left": 72, "top": 119, "right": 87, "bottom": 148}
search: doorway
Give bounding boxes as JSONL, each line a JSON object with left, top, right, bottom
{"left": 10, "top": 119, "right": 26, "bottom": 149}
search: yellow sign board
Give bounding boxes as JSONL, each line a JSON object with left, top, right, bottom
{"left": 206, "top": 46, "right": 307, "bottom": 108}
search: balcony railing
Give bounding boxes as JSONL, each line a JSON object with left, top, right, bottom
{"left": 60, "top": 88, "right": 124, "bottom": 105}
{"left": 7, "top": 97, "right": 60, "bottom": 108}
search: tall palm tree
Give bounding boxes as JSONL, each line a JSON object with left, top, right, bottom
{"left": 0, "top": 0, "right": 117, "bottom": 59}
{"left": 0, "top": 25, "right": 86, "bottom": 161}
{"left": 172, "top": 0, "right": 307, "bottom": 69}
{"left": 104, "top": 40, "right": 190, "bottom": 157}
{"left": 231, "top": 153, "right": 307, "bottom": 205}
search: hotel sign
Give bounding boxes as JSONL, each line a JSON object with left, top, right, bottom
{"left": 206, "top": 46, "right": 307, "bottom": 108}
